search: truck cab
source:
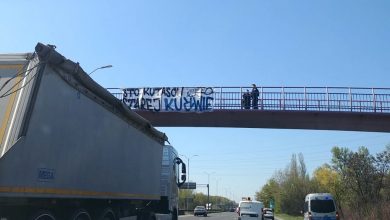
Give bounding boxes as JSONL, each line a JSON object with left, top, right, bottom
{"left": 159, "top": 145, "right": 186, "bottom": 220}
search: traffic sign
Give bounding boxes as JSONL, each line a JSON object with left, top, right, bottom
{"left": 179, "top": 182, "right": 196, "bottom": 189}
{"left": 270, "top": 199, "right": 275, "bottom": 208}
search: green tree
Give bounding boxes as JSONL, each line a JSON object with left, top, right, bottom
{"left": 331, "top": 146, "right": 390, "bottom": 213}
{"left": 256, "top": 178, "right": 281, "bottom": 212}
{"left": 278, "top": 153, "right": 313, "bottom": 215}
{"left": 256, "top": 145, "right": 390, "bottom": 219}
{"left": 192, "top": 192, "right": 207, "bottom": 208}
{"left": 375, "top": 145, "right": 390, "bottom": 201}
{"left": 179, "top": 189, "right": 195, "bottom": 210}
{"left": 312, "top": 164, "right": 345, "bottom": 213}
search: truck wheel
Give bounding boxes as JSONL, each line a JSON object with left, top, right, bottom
{"left": 137, "top": 212, "right": 155, "bottom": 220}
{"left": 172, "top": 208, "right": 178, "bottom": 220}
{"left": 70, "top": 209, "right": 91, "bottom": 220}
{"left": 97, "top": 208, "right": 116, "bottom": 220}
{"left": 148, "top": 213, "right": 156, "bottom": 220}
{"left": 30, "top": 210, "right": 56, "bottom": 220}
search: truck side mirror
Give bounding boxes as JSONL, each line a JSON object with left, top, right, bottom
{"left": 181, "top": 163, "right": 186, "bottom": 175}
{"left": 180, "top": 163, "right": 187, "bottom": 182}
{"left": 174, "top": 157, "right": 187, "bottom": 187}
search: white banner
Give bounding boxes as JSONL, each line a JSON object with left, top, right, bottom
{"left": 122, "top": 87, "right": 214, "bottom": 112}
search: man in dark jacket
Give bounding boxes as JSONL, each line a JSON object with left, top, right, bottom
{"left": 251, "top": 84, "right": 259, "bottom": 109}
{"left": 242, "top": 90, "right": 251, "bottom": 109}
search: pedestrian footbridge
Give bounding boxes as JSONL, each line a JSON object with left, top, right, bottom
{"left": 108, "top": 87, "right": 390, "bottom": 132}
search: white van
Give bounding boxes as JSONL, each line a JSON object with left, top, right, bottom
{"left": 238, "top": 200, "right": 264, "bottom": 220}
{"left": 303, "top": 193, "right": 339, "bottom": 220}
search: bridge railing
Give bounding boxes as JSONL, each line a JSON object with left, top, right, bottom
{"left": 107, "top": 87, "right": 390, "bottom": 113}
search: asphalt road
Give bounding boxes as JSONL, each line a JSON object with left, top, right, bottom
{"left": 179, "top": 212, "right": 238, "bottom": 220}
{"left": 179, "top": 212, "right": 279, "bottom": 220}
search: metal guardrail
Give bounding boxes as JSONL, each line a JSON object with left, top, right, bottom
{"left": 107, "top": 87, "right": 390, "bottom": 113}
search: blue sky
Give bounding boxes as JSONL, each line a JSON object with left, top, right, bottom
{"left": 1, "top": 0, "right": 390, "bottom": 202}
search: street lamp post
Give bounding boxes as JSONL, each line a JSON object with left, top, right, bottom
{"left": 180, "top": 154, "right": 198, "bottom": 210}
{"left": 88, "top": 65, "right": 113, "bottom": 75}
{"left": 215, "top": 177, "right": 221, "bottom": 207}
{"left": 204, "top": 171, "right": 216, "bottom": 211}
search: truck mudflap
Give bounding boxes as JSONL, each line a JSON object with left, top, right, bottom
{"left": 136, "top": 211, "right": 172, "bottom": 220}
{"left": 155, "top": 213, "right": 173, "bottom": 220}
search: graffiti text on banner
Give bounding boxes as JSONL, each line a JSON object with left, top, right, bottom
{"left": 122, "top": 87, "right": 214, "bottom": 112}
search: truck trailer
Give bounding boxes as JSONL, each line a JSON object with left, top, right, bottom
{"left": 0, "top": 43, "right": 186, "bottom": 220}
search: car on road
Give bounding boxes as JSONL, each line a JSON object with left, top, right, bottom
{"left": 237, "top": 199, "right": 264, "bottom": 220}
{"left": 263, "top": 208, "right": 274, "bottom": 220}
{"left": 303, "top": 193, "right": 339, "bottom": 220}
{"left": 194, "top": 206, "right": 208, "bottom": 217}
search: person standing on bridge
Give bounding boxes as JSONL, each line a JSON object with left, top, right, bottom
{"left": 242, "top": 89, "right": 251, "bottom": 109}
{"left": 251, "top": 84, "right": 259, "bottom": 109}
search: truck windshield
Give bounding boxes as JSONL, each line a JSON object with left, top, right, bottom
{"left": 310, "top": 199, "right": 335, "bottom": 213}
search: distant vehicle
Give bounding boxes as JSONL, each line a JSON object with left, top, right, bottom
{"left": 194, "top": 206, "right": 208, "bottom": 217}
{"left": 263, "top": 208, "right": 274, "bottom": 220}
{"left": 237, "top": 199, "right": 264, "bottom": 220}
{"left": 303, "top": 193, "right": 340, "bottom": 220}
{"left": 230, "top": 207, "right": 237, "bottom": 212}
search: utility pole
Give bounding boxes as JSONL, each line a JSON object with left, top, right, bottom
{"left": 180, "top": 154, "right": 198, "bottom": 210}
{"left": 207, "top": 184, "right": 210, "bottom": 211}
{"left": 204, "top": 171, "right": 215, "bottom": 211}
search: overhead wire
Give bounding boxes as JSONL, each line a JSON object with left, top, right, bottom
{"left": 189, "top": 138, "right": 390, "bottom": 181}
{"left": 188, "top": 140, "right": 390, "bottom": 169}
{"left": 0, "top": 58, "right": 44, "bottom": 99}
{"left": 206, "top": 132, "right": 390, "bottom": 157}
{"left": 0, "top": 63, "right": 41, "bottom": 97}
{"left": 0, "top": 53, "right": 34, "bottom": 92}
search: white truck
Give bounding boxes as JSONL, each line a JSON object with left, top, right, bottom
{"left": 303, "top": 193, "right": 339, "bottom": 220}
{"left": 0, "top": 43, "right": 186, "bottom": 220}
{"left": 237, "top": 198, "right": 264, "bottom": 220}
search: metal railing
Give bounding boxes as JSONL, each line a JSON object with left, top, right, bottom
{"left": 107, "top": 87, "right": 390, "bottom": 113}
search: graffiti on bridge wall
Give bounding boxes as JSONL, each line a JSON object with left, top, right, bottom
{"left": 122, "top": 87, "right": 214, "bottom": 112}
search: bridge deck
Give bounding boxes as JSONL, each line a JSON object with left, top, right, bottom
{"left": 134, "top": 110, "right": 390, "bottom": 132}
{"left": 108, "top": 87, "right": 390, "bottom": 132}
